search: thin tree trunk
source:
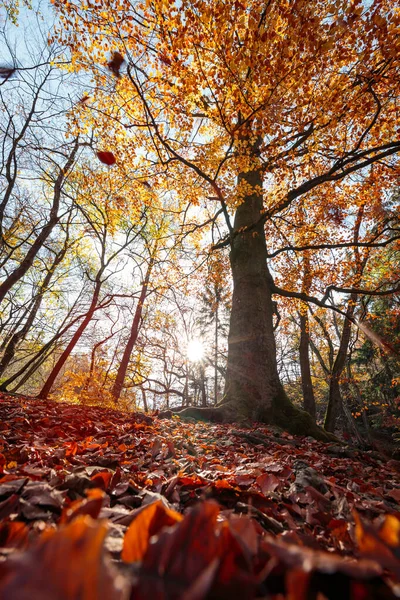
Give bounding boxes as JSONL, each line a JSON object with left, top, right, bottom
{"left": 0, "top": 240, "right": 69, "bottom": 376}
{"left": 214, "top": 296, "right": 219, "bottom": 405}
{"left": 200, "top": 364, "right": 207, "bottom": 407}
{"left": 324, "top": 206, "right": 365, "bottom": 432}
{"left": 10, "top": 347, "right": 55, "bottom": 393}
{"left": 0, "top": 141, "right": 79, "bottom": 304}
{"left": 111, "top": 255, "right": 155, "bottom": 402}
{"left": 347, "top": 359, "right": 372, "bottom": 443}
{"left": 37, "top": 278, "right": 103, "bottom": 400}
{"left": 141, "top": 388, "right": 148, "bottom": 412}
{"left": 0, "top": 288, "right": 86, "bottom": 391}
{"left": 299, "top": 311, "right": 316, "bottom": 419}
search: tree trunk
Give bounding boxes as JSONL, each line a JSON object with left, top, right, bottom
{"left": 219, "top": 151, "right": 330, "bottom": 440}
{"left": 111, "top": 255, "right": 154, "bottom": 402}
{"left": 0, "top": 240, "right": 69, "bottom": 377}
{"left": 299, "top": 312, "right": 316, "bottom": 419}
{"left": 324, "top": 296, "right": 357, "bottom": 432}
{"left": 214, "top": 296, "right": 219, "bottom": 405}
{"left": 324, "top": 205, "right": 365, "bottom": 432}
{"left": 37, "top": 279, "right": 102, "bottom": 400}
{"left": 0, "top": 141, "right": 78, "bottom": 304}
{"left": 298, "top": 252, "right": 316, "bottom": 419}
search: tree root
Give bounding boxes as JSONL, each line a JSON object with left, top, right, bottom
{"left": 171, "top": 402, "right": 341, "bottom": 444}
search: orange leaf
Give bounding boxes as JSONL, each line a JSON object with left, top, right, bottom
{"left": 61, "top": 490, "right": 104, "bottom": 524}
{"left": 122, "top": 500, "right": 182, "bottom": 563}
{"left": 91, "top": 471, "right": 112, "bottom": 491}
{"left": 214, "top": 479, "right": 234, "bottom": 490}
{"left": 379, "top": 514, "right": 400, "bottom": 548}
{"left": 0, "top": 521, "right": 29, "bottom": 549}
{"left": 0, "top": 517, "right": 125, "bottom": 599}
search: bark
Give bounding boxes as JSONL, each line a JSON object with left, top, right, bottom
{"left": 324, "top": 294, "right": 358, "bottom": 432}
{"left": 141, "top": 388, "right": 148, "bottom": 412}
{"left": 324, "top": 206, "right": 366, "bottom": 432}
{"left": 214, "top": 296, "right": 219, "bottom": 405}
{"left": 299, "top": 312, "right": 316, "bottom": 419}
{"left": 219, "top": 145, "right": 332, "bottom": 440}
{"left": 200, "top": 364, "right": 207, "bottom": 407}
{"left": 111, "top": 254, "right": 154, "bottom": 402}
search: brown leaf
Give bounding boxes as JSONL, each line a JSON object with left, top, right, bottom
{"left": 0, "top": 66, "right": 16, "bottom": 80}
{"left": 107, "top": 51, "right": 124, "bottom": 76}
{"left": 151, "top": 438, "right": 162, "bottom": 460}
{"left": 256, "top": 473, "right": 280, "bottom": 494}
{"left": 387, "top": 488, "right": 400, "bottom": 503}
{"left": 61, "top": 489, "right": 104, "bottom": 524}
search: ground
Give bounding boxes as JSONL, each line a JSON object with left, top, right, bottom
{"left": 0, "top": 392, "right": 400, "bottom": 599}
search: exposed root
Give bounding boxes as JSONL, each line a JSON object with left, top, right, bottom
{"left": 172, "top": 401, "right": 341, "bottom": 444}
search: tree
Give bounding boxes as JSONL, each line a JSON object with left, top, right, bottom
{"left": 111, "top": 237, "right": 158, "bottom": 402}
{"left": 0, "top": 31, "right": 80, "bottom": 306}
{"left": 36, "top": 170, "right": 143, "bottom": 399}
{"left": 48, "top": 1, "right": 400, "bottom": 435}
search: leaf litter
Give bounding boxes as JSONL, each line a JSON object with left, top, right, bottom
{"left": 0, "top": 392, "right": 400, "bottom": 599}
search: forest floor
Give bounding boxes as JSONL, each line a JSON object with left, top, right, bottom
{"left": 0, "top": 392, "right": 399, "bottom": 599}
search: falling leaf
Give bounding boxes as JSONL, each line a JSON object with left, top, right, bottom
{"left": 107, "top": 51, "right": 124, "bottom": 76}
{"left": 96, "top": 151, "right": 116, "bottom": 166}
{"left": 0, "top": 66, "right": 16, "bottom": 80}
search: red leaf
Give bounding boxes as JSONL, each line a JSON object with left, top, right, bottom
{"left": 138, "top": 501, "right": 221, "bottom": 584}
{"left": 256, "top": 472, "right": 280, "bottom": 494}
{"left": 387, "top": 488, "right": 400, "bottom": 503}
{"left": 97, "top": 151, "right": 116, "bottom": 166}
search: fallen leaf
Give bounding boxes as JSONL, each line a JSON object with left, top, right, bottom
{"left": 122, "top": 499, "right": 182, "bottom": 562}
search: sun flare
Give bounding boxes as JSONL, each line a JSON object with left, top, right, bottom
{"left": 187, "top": 339, "right": 205, "bottom": 362}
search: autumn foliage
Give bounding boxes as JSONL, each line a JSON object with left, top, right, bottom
{"left": 1, "top": 393, "right": 400, "bottom": 598}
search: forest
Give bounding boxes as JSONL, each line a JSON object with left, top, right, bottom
{"left": 0, "top": 0, "right": 399, "bottom": 597}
